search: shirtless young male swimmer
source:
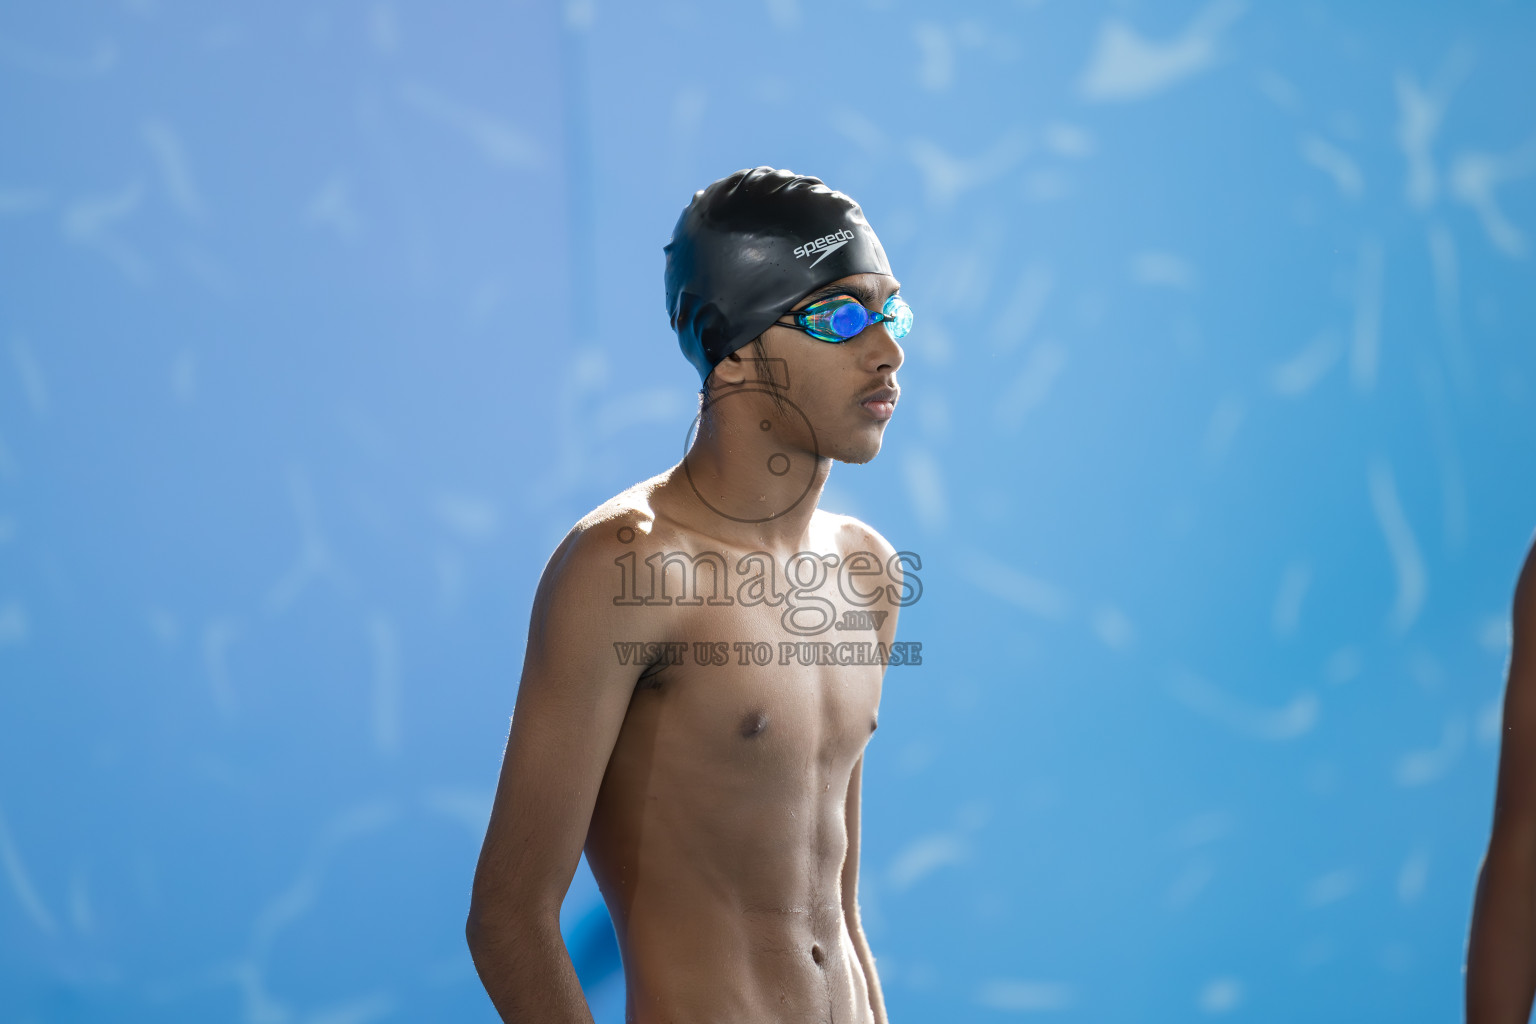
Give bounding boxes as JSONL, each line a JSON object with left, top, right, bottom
{"left": 466, "top": 167, "right": 917, "bottom": 1023}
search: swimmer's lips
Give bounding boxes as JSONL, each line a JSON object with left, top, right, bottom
{"left": 860, "top": 386, "right": 899, "bottom": 422}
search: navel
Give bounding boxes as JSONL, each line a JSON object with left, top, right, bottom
{"left": 739, "top": 711, "right": 769, "bottom": 738}
{"left": 811, "top": 943, "right": 825, "bottom": 966}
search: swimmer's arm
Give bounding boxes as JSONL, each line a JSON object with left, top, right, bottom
{"left": 465, "top": 528, "right": 639, "bottom": 1024}
{"left": 1468, "top": 541, "right": 1536, "bottom": 1024}
{"left": 843, "top": 755, "right": 890, "bottom": 1024}
{"left": 841, "top": 518, "right": 897, "bottom": 1022}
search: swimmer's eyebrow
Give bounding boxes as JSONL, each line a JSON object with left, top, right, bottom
{"left": 801, "top": 281, "right": 893, "bottom": 308}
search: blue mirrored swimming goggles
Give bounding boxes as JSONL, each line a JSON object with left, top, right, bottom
{"left": 776, "top": 293, "right": 914, "bottom": 344}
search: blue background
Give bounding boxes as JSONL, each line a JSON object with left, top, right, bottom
{"left": 3, "top": 1, "right": 1535, "bottom": 1021}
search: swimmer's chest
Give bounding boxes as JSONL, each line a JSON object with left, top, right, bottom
{"left": 640, "top": 600, "right": 883, "bottom": 763}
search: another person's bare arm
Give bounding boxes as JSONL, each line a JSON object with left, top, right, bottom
{"left": 465, "top": 524, "right": 643, "bottom": 1024}
{"left": 1467, "top": 537, "right": 1536, "bottom": 1024}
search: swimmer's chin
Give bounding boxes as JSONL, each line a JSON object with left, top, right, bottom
{"left": 828, "top": 437, "right": 887, "bottom": 466}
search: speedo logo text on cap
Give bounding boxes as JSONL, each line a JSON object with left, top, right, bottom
{"left": 792, "top": 229, "right": 856, "bottom": 267}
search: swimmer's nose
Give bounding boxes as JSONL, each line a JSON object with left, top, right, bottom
{"left": 860, "top": 319, "right": 904, "bottom": 374}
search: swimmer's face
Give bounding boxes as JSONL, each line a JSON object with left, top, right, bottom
{"left": 720, "top": 272, "right": 904, "bottom": 465}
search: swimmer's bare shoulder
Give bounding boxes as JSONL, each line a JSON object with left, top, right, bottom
{"left": 823, "top": 508, "right": 904, "bottom": 618}
{"left": 822, "top": 508, "right": 899, "bottom": 562}
{"left": 464, "top": 487, "right": 672, "bottom": 1024}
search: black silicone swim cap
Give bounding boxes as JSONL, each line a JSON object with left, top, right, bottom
{"left": 665, "top": 167, "right": 892, "bottom": 384}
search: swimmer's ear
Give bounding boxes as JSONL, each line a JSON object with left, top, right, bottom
{"left": 710, "top": 341, "right": 759, "bottom": 388}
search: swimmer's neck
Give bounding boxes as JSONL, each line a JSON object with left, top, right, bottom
{"left": 665, "top": 423, "right": 833, "bottom": 551}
